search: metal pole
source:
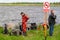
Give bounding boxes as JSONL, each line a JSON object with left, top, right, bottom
{"left": 43, "top": 12, "right": 48, "bottom": 40}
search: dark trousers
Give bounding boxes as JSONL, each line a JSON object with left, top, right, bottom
{"left": 49, "top": 24, "right": 54, "bottom": 36}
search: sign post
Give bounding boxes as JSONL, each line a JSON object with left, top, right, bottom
{"left": 43, "top": 2, "right": 50, "bottom": 40}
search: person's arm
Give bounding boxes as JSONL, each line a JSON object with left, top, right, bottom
{"left": 48, "top": 15, "right": 51, "bottom": 22}
{"left": 51, "top": 15, "right": 56, "bottom": 19}
{"left": 48, "top": 15, "right": 51, "bottom": 24}
{"left": 25, "top": 15, "right": 29, "bottom": 22}
{"left": 55, "top": 15, "right": 56, "bottom": 19}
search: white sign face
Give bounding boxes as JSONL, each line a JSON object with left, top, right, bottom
{"left": 43, "top": 2, "right": 50, "bottom": 12}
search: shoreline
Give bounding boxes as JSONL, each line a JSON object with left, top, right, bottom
{"left": 0, "top": 3, "right": 60, "bottom": 6}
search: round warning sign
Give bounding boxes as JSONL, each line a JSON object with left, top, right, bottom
{"left": 43, "top": 2, "right": 50, "bottom": 13}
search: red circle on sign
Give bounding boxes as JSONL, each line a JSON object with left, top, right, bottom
{"left": 43, "top": 2, "right": 50, "bottom": 13}
{"left": 44, "top": 2, "right": 50, "bottom": 8}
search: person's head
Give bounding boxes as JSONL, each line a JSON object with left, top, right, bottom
{"left": 20, "top": 12, "right": 25, "bottom": 16}
{"left": 51, "top": 10, "right": 54, "bottom": 15}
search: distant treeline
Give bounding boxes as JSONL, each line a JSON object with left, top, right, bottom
{"left": 0, "top": 2, "right": 60, "bottom": 4}
{"left": 0, "top": 2, "right": 60, "bottom": 6}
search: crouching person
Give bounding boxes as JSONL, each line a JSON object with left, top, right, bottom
{"left": 20, "top": 12, "right": 29, "bottom": 36}
{"left": 30, "top": 23, "right": 37, "bottom": 30}
{"left": 3, "top": 24, "right": 8, "bottom": 34}
{"left": 6, "top": 23, "right": 16, "bottom": 35}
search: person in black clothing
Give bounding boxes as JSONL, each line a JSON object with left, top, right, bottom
{"left": 30, "top": 23, "right": 37, "bottom": 30}
{"left": 48, "top": 10, "right": 56, "bottom": 36}
{"left": 3, "top": 24, "right": 8, "bottom": 34}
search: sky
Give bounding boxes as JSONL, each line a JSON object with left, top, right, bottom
{"left": 0, "top": 0, "right": 60, "bottom": 3}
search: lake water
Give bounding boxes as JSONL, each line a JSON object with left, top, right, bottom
{"left": 0, "top": 6, "right": 60, "bottom": 26}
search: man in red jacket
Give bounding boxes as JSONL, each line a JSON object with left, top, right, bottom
{"left": 20, "top": 12, "right": 29, "bottom": 36}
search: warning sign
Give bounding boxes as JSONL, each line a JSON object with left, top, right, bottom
{"left": 43, "top": 2, "right": 50, "bottom": 13}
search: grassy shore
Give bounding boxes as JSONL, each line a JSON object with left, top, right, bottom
{"left": 0, "top": 24, "right": 60, "bottom": 40}
{"left": 0, "top": 2, "right": 60, "bottom": 6}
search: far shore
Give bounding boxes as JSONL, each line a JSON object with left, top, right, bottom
{"left": 0, "top": 3, "right": 60, "bottom": 6}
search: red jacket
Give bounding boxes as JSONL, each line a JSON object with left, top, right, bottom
{"left": 22, "top": 15, "right": 29, "bottom": 23}
{"left": 22, "top": 15, "right": 29, "bottom": 32}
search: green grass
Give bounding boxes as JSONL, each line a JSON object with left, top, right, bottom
{"left": 0, "top": 24, "right": 60, "bottom": 40}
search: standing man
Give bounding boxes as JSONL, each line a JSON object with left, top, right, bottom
{"left": 48, "top": 10, "right": 56, "bottom": 36}
{"left": 20, "top": 12, "right": 29, "bottom": 36}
